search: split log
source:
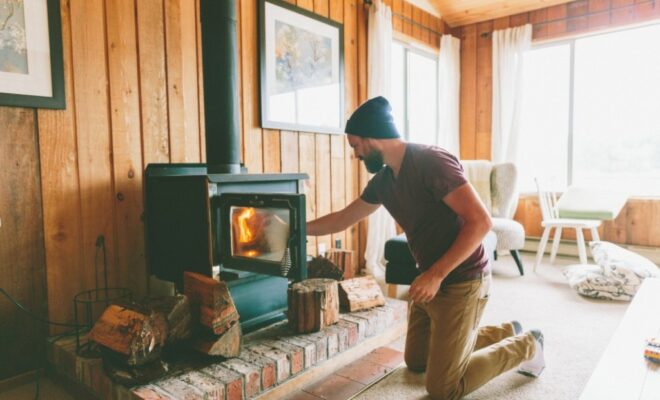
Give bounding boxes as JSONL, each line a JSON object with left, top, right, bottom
{"left": 191, "top": 321, "right": 242, "bottom": 357}
{"left": 183, "top": 272, "right": 240, "bottom": 335}
{"left": 325, "top": 249, "right": 356, "bottom": 278}
{"left": 308, "top": 255, "right": 344, "bottom": 280}
{"left": 89, "top": 304, "right": 168, "bottom": 366}
{"left": 141, "top": 295, "right": 192, "bottom": 343}
{"left": 287, "top": 279, "right": 339, "bottom": 333}
{"left": 338, "top": 275, "right": 386, "bottom": 312}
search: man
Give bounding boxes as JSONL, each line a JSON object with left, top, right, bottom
{"left": 306, "top": 96, "right": 545, "bottom": 400}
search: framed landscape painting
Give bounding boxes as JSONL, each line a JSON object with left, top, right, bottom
{"left": 259, "top": 0, "right": 344, "bottom": 134}
{"left": 0, "top": 0, "right": 64, "bottom": 109}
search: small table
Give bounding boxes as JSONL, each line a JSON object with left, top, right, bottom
{"left": 580, "top": 278, "right": 660, "bottom": 399}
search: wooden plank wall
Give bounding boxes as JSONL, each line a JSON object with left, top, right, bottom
{"left": 0, "top": 0, "right": 443, "bottom": 379}
{"left": 454, "top": 0, "right": 660, "bottom": 245}
{"left": 0, "top": 108, "right": 47, "bottom": 380}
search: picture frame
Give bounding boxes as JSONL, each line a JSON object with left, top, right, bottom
{"left": 259, "top": 0, "right": 344, "bottom": 134}
{"left": 0, "top": 0, "right": 65, "bottom": 109}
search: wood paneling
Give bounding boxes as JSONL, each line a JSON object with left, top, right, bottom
{"left": 457, "top": 0, "right": 660, "bottom": 246}
{"left": 435, "top": 0, "right": 575, "bottom": 27}
{"left": 0, "top": 108, "right": 47, "bottom": 379}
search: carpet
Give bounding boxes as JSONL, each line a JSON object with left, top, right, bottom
{"left": 354, "top": 253, "right": 630, "bottom": 400}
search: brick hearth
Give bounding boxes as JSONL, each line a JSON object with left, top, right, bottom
{"left": 47, "top": 298, "right": 408, "bottom": 399}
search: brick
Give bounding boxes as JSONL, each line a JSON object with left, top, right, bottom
{"left": 178, "top": 371, "right": 225, "bottom": 400}
{"left": 337, "top": 320, "right": 358, "bottom": 347}
{"left": 222, "top": 358, "right": 262, "bottom": 398}
{"left": 263, "top": 340, "right": 305, "bottom": 375}
{"left": 200, "top": 364, "right": 244, "bottom": 400}
{"left": 281, "top": 336, "right": 317, "bottom": 368}
{"left": 237, "top": 350, "right": 277, "bottom": 390}
{"left": 153, "top": 376, "right": 204, "bottom": 399}
{"left": 296, "top": 331, "right": 328, "bottom": 364}
{"left": 353, "top": 309, "right": 381, "bottom": 337}
{"left": 339, "top": 315, "right": 367, "bottom": 342}
{"left": 247, "top": 344, "right": 291, "bottom": 383}
{"left": 326, "top": 324, "right": 349, "bottom": 353}
{"left": 323, "top": 328, "right": 339, "bottom": 357}
{"left": 132, "top": 385, "right": 174, "bottom": 400}
{"left": 374, "top": 305, "right": 395, "bottom": 328}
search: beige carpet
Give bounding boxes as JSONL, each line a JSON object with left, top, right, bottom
{"left": 355, "top": 253, "right": 630, "bottom": 400}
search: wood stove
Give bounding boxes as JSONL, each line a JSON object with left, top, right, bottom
{"left": 144, "top": 0, "right": 309, "bottom": 333}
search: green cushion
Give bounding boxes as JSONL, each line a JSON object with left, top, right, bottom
{"left": 557, "top": 187, "right": 627, "bottom": 220}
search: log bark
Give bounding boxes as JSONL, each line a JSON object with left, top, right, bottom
{"left": 183, "top": 271, "right": 240, "bottom": 335}
{"left": 338, "top": 275, "right": 386, "bottom": 312}
{"left": 88, "top": 304, "right": 167, "bottom": 366}
{"left": 287, "top": 279, "right": 339, "bottom": 333}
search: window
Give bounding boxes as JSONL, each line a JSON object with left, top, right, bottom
{"left": 519, "top": 23, "right": 660, "bottom": 196}
{"left": 391, "top": 41, "right": 438, "bottom": 145}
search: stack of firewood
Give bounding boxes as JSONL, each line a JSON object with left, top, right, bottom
{"left": 184, "top": 272, "right": 242, "bottom": 358}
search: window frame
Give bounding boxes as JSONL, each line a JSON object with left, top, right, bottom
{"left": 525, "top": 22, "right": 660, "bottom": 197}
{"left": 392, "top": 38, "right": 439, "bottom": 143}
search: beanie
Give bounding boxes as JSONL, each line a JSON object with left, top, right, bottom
{"left": 344, "top": 96, "right": 400, "bottom": 139}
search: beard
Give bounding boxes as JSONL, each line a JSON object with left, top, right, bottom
{"left": 363, "top": 150, "right": 385, "bottom": 173}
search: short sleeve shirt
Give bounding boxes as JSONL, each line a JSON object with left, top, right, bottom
{"left": 361, "top": 143, "right": 488, "bottom": 283}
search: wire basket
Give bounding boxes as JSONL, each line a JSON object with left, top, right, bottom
{"left": 73, "top": 287, "right": 132, "bottom": 357}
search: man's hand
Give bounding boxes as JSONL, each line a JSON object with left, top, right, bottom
{"left": 409, "top": 270, "right": 443, "bottom": 303}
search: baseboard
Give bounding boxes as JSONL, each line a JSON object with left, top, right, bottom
{"left": 521, "top": 238, "right": 660, "bottom": 265}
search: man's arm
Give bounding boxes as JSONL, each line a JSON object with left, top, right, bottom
{"left": 409, "top": 182, "right": 492, "bottom": 303}
{"left": 307, "top": 198, "right": 380, "bottom": 236}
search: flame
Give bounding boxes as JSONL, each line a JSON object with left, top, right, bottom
{"left": 236, "top": 207, "right": 256, "bottom": 244}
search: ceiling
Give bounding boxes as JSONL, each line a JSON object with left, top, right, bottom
{"left": 409, "top": 0, "right": 575, "bottom": 27}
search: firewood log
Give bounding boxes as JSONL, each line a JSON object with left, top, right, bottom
{"left": 338, "top": 275, "right": 386, "bottom": 312}
{"left": 89, "top": 304, "right": 167, "bottom": 366}
{"left": 141, "top": 295, "right": 192, "bottom": 343}
{"left": 287, "top": 279, "right": 339, "bottom": 333}
{"left": 191, "top": 321, "right": 242, "bottom": 358}
{"left": 183, "top": 272, "right": 240, "bottom": 335}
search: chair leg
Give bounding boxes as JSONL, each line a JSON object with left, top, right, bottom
{"left": 550, "top": 227, "right": 562, "bottom": 264}
{"left": 510, "top": 250, "right": 524, "bottom": 276}
{"left": 493, "top": 250, "right": 498, "bottom": 261}
{"left": 576, "top": 228, "right": 588, "bottom": 264}
{"left": 534, "top": 227, "right": 552, "bottom": 272}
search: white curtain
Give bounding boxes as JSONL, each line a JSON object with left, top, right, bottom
{"left": 364, "top": 0, "right": 396, "bottom": 281}
{"left": 491, "top": 24, "right": 532, "bottom": 164}
{"left": 436, "top": 34, "right": 461, "bottom": 155}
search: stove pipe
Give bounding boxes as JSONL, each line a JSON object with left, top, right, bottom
{"left": 200, "top": 0, "right": 241, "bottom": 174}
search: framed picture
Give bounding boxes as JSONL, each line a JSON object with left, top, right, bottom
{"left": 0, "top": 0, "right": 65, "bottom": 109}
{"left": 259, "top": 0, "right": 344, "bottom": 134}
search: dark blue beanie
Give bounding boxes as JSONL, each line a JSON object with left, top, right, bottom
{"left": 345, "top": 96, "right": 400, "bottom": 139}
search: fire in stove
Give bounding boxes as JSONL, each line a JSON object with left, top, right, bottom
{"left": 230, "top": 206, "right": 291, "bottom": 262}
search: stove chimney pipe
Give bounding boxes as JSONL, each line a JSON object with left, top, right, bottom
{"left": 200, "top": 0, "right": 241, "bottom": 174}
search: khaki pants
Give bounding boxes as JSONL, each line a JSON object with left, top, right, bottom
{"left": 404, "top": 274, "right": 536, "bottom": 400}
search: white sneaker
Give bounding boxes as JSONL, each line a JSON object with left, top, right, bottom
{"left": 511, "top": 320, "right": 523, "bottom": 335}
{"left": 517, "top": 330, "right": 545, "bottom": 378}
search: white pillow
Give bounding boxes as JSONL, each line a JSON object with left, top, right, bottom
{"left": 563, "top": 264, "right": 635, "bottom": 301}
{"left": 590, "top": 241, "right": 660, "bottom": 279}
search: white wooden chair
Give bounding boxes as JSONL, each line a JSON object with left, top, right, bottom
{"left": 534, "top": 179, "right": 602, "bottom": 271}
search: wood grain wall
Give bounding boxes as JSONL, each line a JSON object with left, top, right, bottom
{"left": 454, "top": 0, "right": 660, "bottom": 245}
{"left": 0, "top": 0, "right": 442, "bottom": 380}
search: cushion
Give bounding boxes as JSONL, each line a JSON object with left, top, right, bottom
{"left": 563, "top": 242, "right": 659, "bottom": 301}
{"left": 491, "top": 218, "right": 525, "bottom": 251}
{"left": 461, "top": 160, "right": 493, "bottom": 213}
{"left": 563, "top": 264, "right": 636, "bottom": 301}
{"left": 590, "top": 241, "right": 660, "bottom": 279}
{"left": 557, "top": 187, "right": 627, "bottom": 220}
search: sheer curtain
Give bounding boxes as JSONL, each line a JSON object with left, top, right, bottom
{"left": 491, "top": 24, "right": 532, "bottom": 164}
{"left": 437, "top": 34, "right": 461, "bottom": 155}
{"left": 363, "top": 0, "right": 396, "bottom": 281}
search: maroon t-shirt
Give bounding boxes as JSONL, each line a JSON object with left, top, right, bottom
{"left": 361, "top": 143, "right": 489, "bottom": 285}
